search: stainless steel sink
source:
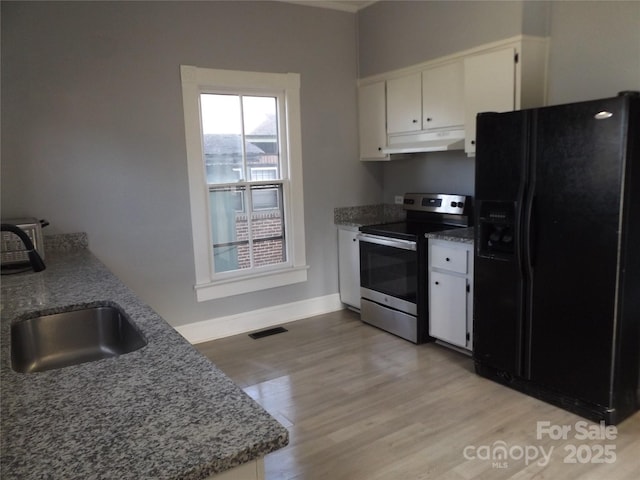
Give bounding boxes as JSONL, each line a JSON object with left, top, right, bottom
{"left": 11, "top": 305, "right": 147, "bottom": 373}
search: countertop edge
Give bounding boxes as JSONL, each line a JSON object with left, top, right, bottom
{"left": 425, "top": 226, "right": 474, "bottom": 244}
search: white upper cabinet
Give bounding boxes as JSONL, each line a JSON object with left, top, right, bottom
{"left": 464, "top": 47, "right": 517, "bottom": 154}
{"left": 386, "top": 63, "right": 464, "bottom": 135}
{"left": 422, "top": 61, "right": 464, "bottom": 131}
{"left": 358, "top": 81, "right": 389, "bottom": 160}
{"left": 463, "top": 38, "right": 548, "bottom": 155}
{"left": 357, "top": 35, "right": 548, "bottom": 161}
{"left": 386, "top": 72, "right": 422, "bottom": 134}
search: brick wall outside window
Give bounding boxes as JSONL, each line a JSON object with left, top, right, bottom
{"left": 235, "top": 211, "right": 284, "bottom": 268}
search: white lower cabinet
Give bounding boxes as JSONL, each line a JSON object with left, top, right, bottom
{"left": 430, "top": 271, "right": 468, "bottom": 347}
{"left": 338, "top": 226, "right": 360, "bottom": 309}
{"left": 428, "top": 240, "right": 474, "bottom": 351}
{"left": 204, "top": 458, "right": 264, "bottom": 480}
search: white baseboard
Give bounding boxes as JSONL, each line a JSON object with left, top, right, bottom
{"left": 175, "top": 293, "right": 344, "bottom": 344}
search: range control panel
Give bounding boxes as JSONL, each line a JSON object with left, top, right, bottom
{"left": 403, "top": 193, "right": 470, "bottom": 215}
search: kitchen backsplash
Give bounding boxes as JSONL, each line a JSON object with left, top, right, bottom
{"left": 44, "top": 233, "right": 88, "bottom": 252}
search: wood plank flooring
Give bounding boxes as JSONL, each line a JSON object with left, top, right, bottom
{"left": 195, "top": 309, "right": 640, "bottom": 480}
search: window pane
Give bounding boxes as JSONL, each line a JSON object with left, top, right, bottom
{"left": 200, "top": 94, "right": 245, "bottom": 184}
{"left": 249, "top": 166, "right": 277, "bottom": 181}
{"left": 209, "top": 186, "right": 250, "bottom": 273}
{"left": 251, "top": 183, "right": 280, "bottom": 211}
{"left": 243, "top": 96, "right": 280, "bottom": 180}
{"left": 250, "top": 184, "right": 286, "bottom": 268}
{"left": 210, "top": 184, "right": 285, "bottom": 272}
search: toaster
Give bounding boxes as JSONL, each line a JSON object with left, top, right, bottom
{"left": 1, "top": 218, "right": 46, "bottom": 266}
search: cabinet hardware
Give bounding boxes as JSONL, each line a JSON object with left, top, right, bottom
{"left": 435, "top": 281, "right": 439, "bottom": 285}
{"left": 412, "top": 119, "right": 418, "bottom": 123}
{"left": 445, "top": 257, "right": 450, "bottom": 261}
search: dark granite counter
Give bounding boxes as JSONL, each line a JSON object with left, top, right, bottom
{"left": 0, "top": 234, "right": 288, "bottom": 480}
{"left": 425, "top": 226, "right": 475, "bottom": 244}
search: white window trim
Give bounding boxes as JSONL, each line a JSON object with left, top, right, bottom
{"left": 180, "top": 65, "right": 307, "bottom": 301}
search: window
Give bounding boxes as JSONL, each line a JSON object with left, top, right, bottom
{"left": 181, "top": 66, "right": 307, "bottom": 301}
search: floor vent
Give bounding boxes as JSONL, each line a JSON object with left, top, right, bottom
{"left": 248, "top": 326, "right": 288, "bottom": 339}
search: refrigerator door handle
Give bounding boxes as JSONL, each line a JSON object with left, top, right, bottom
{"left": 522, "top": 192, "right": 536, "bottom": 380}
{"left": 515, "top": 198, "right": 526, "bottom": 279}
{"left": 524, "top": 195, "right": 536, "bottom": 269}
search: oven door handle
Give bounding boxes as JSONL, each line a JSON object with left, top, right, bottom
{"left": 356, "top": 233, "right": 417, "bottom": 251}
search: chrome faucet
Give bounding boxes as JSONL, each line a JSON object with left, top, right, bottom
{"left": 1, "top": 224, "right": 46, "bottom": 272}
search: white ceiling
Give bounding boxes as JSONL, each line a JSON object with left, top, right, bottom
{"left": 282, "top": 1, "right": 377, "bottom": 13}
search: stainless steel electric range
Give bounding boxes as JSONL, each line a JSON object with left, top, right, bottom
{"left": 357, "top": 193, "right": 472, "bottom": 343}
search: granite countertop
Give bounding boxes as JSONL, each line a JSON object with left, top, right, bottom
{"left": 0, "top": 234, "right": 288, "bottom": 480}
{"left": 425, "top": 226, "right": 475, "bottom": 244}
{"left": 334, "top": 203, "right": 405, "bottom": 227}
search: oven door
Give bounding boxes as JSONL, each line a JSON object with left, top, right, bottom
{"left": 357, "top": 233, "right": 418, "bottom": 313}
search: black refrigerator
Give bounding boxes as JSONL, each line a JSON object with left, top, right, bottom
{"left": 473, "top": 92, "right": 640, "bottom": 425}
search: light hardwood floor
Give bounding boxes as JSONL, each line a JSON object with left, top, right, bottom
{"left": 195, "top": 309, "right": 640, "bottom": 480}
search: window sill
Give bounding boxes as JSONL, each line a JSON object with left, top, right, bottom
{"left": 194, "top": 265, "right": 309, "bottom": 302}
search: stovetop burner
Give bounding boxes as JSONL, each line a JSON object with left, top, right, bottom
{"left": 359, "top": 193, "right": 473, "bottom": 241}
{"left": 359, "top": 221, "right": 460, "bottom": 241}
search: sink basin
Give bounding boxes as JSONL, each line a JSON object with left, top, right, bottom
{"left": 11, "top": 305, "right": 147, "bottom": 373}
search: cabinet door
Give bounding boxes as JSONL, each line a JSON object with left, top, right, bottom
{"left": 386, "top": 72, "right": 421, "bottom": 134}
{"left": 338, "top": 228, "right": 360, "bottom": 309}
{"left": 464, "top": 47, "right": 516, "bottom": 154}
{"left": 422, "top": 61, "right": 464, "bottom": 130}
{"left": 429, "top": 271, "right": 467, "bottom": 348}
{"left": 358, "top": 81, "right": 389, "bottom": 160}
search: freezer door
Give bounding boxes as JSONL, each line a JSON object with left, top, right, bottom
{"left": 473, "top": 110, "right": 529, "bottom": 374}
{"left": 527, "top": 96, "right": 628, "bottom": 406}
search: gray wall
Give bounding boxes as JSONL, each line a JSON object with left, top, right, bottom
{"left": 381, "top": 152, "right": 476, "bottom": 202}
{"left": 358, "top": 0, "right": 639, "bottom": 203}
{"left": 3, "top": 0, "right": 639, "bottom": 329}
{"left": 357, "top": 0, "right": 550, "bottom": 78}
{"left": 1, "top": 1, "right": 381, "bottom": 327}
{"left": 546, "top": 1, "right": 640, "bottom": 104}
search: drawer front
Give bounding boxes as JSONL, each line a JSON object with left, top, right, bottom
{"left": 431, "top": 244, "right": 468, "bottom": 274}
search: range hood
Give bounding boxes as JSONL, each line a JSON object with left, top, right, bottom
{"left": 382, "top": 128, "right": 465, "bottom": 154}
